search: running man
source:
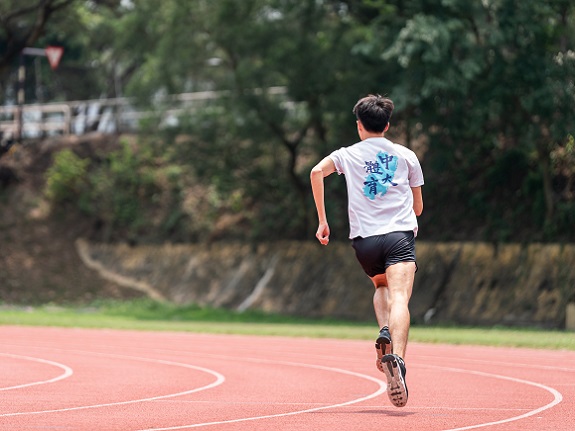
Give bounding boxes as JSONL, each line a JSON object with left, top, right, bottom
{"left": 310, "top": 94, "right": 424, "bottom": 407}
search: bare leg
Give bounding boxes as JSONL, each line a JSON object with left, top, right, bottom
{"left": 376, "top": 262, "right": 415, "bottom": 359}
{"left": 371, "top": 274, "right": 389, "bottom": 329}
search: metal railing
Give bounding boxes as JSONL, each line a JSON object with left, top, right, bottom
{"left": 0, "top": 103, "right": 72, "bottom": 137}
{"left": 0, "top": 87, "right": 287, "bottom": 139}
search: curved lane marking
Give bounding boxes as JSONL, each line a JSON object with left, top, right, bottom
{"left": 415, "top": 354, "right": 575, "bottom": 374}
{"left": 0, "top": 341, "right": 566, "bottom": 431}
{"left": 0, "top": 353, "right": 73, "bottom": 391}
{"left": 140, "top": 357, "right": 563, "bottom": 431}
{"left": 138, "top": 359, "right": 387, "bottom": 431}
{"left": 0, "top": 355, "right": 225, "bottom": 418}
{"left": 417, "top": 365, "right": 563, "bottom": 431}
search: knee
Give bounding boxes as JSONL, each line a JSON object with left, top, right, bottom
{"left": 387, "top": 286, "right": 411, "bottom": 304}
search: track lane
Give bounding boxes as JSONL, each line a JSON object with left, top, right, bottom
{"left": 0, "top": 326, "right": 572, "bottom": 430}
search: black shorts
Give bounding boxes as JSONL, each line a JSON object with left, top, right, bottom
{"left": 351, "top": 231, "right": 416, "bottom": 277}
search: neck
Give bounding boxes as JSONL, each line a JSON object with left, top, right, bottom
{"left": 361, "top": 131, "right": 385, "bottom": 140}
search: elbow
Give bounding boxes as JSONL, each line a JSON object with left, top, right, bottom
{"left": 310, "top": 166, "right": 323, "bottom": 180}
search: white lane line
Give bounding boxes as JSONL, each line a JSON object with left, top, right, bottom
{"left": 0, "top": 353, "right": 73, "bottom": 391}
{"left": 0, "top": 355, "right": 224, "bottom": 418}
{"left": 415, "top": 365, "right": 563, "bottom": 431}
{"left": 1, "top": 338, "right": 568, "bottom": 430}
{"left": 138, "top": 359, "right": 387, "bottom": 431}
{"left": 141, "top": 358, "right": 563, "bottom": 431}
{"left": 155, "top": 400, "right": 534, "bottom": 412}
{"left": 414, "top": 354, "right": 575, "bottom": 373}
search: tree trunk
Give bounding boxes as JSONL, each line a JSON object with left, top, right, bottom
{"left": 537, "top": 144, "right": 555, "bottom": 227}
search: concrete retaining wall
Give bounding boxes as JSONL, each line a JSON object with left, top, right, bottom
{"left": 77, "top": 239, "right": 575, "bottom": 328}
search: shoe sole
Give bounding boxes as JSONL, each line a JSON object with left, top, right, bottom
{"left": 375, "top": 334, "right": 392, "bottom": 373}
{"left": 382, "top": 354, "right": 408, "bottom": 407}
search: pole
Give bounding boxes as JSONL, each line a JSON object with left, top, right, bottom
{"left": 17, "top": 53, "right": 25, "bottom": 143}
{"left": 14, "top": 46, "right": 64, "bottom": 142}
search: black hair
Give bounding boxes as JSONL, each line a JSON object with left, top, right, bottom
{"left": 352, "top": 94, "right": 394, "bottom": 133}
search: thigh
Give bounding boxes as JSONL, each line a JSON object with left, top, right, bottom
{"left": 386, "top": 262, "right": 416, "bottom": 301}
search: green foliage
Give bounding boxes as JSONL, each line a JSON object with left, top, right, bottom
{"left": 115, "top": 0, "right": 382, "bottom": 240}
{"left": 12, "top": 0, "right": 575, "bottom": 243}
{"left": 45, "top": 149, "right": 90, "bottom": 204}
{"left": 88, "top": 141, "right": 154, "bottom": 232}
{"left": 44, "top": 140, "right": 201, "bottom": 242}
{"left": 1, "top": 1, "right": 128, "bottom": 102}
{"left": 357, "top": 0, "right": 575, "bottom": 241}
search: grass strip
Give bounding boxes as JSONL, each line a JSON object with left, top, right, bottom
{"left": 0, "top": 299, "right": 573, "bottom": 351}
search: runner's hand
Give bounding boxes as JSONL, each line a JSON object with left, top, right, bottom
{"left": 316, "top": 223, "right": 330, "bottom": 245}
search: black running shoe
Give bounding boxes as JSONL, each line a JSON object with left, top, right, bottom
{"left": 375, "top": 326, "right": 392, "bottom": 373}
{"left": 381, "top": 354, "right": 408, "bottom": 407}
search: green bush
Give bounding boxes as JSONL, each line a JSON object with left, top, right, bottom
{"left": 44, "top": 149, "right": 90, "bottom": 204}
{"left": 43, "top": 140, "right": 195, "bottom": 242}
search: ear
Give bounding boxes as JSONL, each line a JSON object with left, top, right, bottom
{"left": 356, "top": 120, "right": 366, "bottom": 138}
{"left": 384, "top": 123, "right": 390, "bottom": 132}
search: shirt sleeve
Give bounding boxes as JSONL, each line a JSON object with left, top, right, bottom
{"left": 329, "top": 148, "right": 345, "bottom": 175}
{"left": 407, "top": 150, "right": 424, "bottom": 187}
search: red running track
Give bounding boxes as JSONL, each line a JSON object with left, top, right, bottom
{"left": 0, "top": 326, "right": 573, "bottom": 430}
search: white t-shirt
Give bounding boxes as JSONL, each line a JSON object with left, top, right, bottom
{"left": 329, "top": 137, "right": 424, "bottom": 239}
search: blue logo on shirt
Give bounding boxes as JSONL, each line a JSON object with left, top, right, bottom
{"left": 363, "top": 152, "right": 398, "bottom": 200}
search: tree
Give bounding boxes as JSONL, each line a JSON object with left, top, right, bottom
{"left": 0, "top": 1, "right": 131, "bottom": 103}
{"left": 14, "top": 0, "right": 574, "bottom": 243}
{"left": 0, "top": 0, "right": 76, "bottom": 80}
{"left": 352, "top": 0, "right": 575, "bottom": 241}
{"left": 108, "top": 0, "right": 377, "bottom": 239}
